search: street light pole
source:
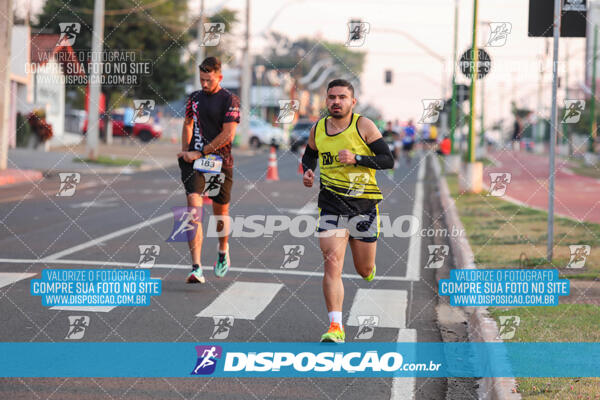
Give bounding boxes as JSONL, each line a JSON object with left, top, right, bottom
{"left": 467, "top": 0, "right": 478, "bottom": 163}
{"left": 590, "top": 24, "right": 597, "bottom": 153}
{"left": 372, "top": 27, "right": 446, "bottom": 100}
{"left": 547, "top": 0, "right": 562, "bottom": 261}
{"left": 194, "top": 0, "right": 206, "bottom": 87}
{"left": 0, "top": 0, "right": 13, "bottom": 170}
{"left": 450, "top": 0, "right": 459, "bottom": 154}
{"left": 239, "top": 0, "right": 251, "bottom": 149}
{"left": 479, "top": 21, "right": 487, "bottom": 147}
{"left": 86, "top": 0, "right": 105, "bottom": 160}
{"left": 563, "top": 39, "right": 570, "bottom": 150}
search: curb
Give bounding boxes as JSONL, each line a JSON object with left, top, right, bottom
{"left": 0, "top": 161, "right": 178, "bottom": 187}
{"left": 0, "top": 169, "right": 43, "bottom": 187}
{"left": 431, "top": 155, "right": 521, "bottom": 400}
{"left": 43, "top": 160, "right": 178, "bottom": 176}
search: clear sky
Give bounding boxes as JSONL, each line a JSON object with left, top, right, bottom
{"left": 18, "top": 0, "right": 591, "bottom": 127}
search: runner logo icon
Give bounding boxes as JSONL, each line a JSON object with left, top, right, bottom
{"left": 191, "top": 345, "right": 222, "bottom": 375}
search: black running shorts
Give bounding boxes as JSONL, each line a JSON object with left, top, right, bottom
{"left": 178, "top": 157, "right": 233, "bottom": 204}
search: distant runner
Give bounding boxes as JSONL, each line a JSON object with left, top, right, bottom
{"left": 401, "top": 119, "right": 416, "bottom": 164}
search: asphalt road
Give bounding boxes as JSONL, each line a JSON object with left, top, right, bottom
{"left": 0, "top": 149, "right": 470, "bottom": 399}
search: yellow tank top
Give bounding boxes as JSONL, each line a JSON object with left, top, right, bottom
{"left": 315, "top": 113, "right": 382, "bottom": 200}
{"left": 430, "top": 125, "right": 438, "bottom": 140}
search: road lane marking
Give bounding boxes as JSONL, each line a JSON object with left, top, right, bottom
{"left": 405, "top": 158, "right": 425, "bottom": 281}
{"left": 0, "top": 273, "right": 37, "bottom": 289}
{"left": 346, "top": 288, "right": 416, "bottom": 399}
{"left": 0, "top": 258, "right": 419, "bottom": 281}
{"left": 196, "top": 281, "right": 283, "bottom": 320}
{"left": 43, "top": 212, "right": 172, "bottom": 260}
{"left": 391, "top": 328, "right": 418, "bottom": 400}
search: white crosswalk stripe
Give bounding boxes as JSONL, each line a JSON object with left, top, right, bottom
{"left": 347, "top": 289, "right": 408, "bottom": 328}
{"left": 196, "top": 281, "right": 284, "bottom": 320}
{"left": 0, "top": 272, "right": 37, "bottom": 289}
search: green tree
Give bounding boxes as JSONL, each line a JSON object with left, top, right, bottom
{"left": 34, "top": 0, "right": 191, "bottom": 107}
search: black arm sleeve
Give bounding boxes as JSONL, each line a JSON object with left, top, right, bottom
{"left": 301, "top": 145, "right": 318, "bottom": 173}
{"left": 355, "top": 138, "right": 394, "bottom": 170}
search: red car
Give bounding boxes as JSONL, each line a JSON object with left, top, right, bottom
{"left": 82, "top": 112, "right": 162, "bottom": 142}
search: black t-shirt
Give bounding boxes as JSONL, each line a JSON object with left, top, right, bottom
{"left": 185, "top": 88, "right": 240, "bottom": 168}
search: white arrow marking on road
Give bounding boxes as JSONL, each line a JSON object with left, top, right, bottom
{"left": 281, "top": 201, "right": 318, "bottom": 215}
{"left": 0, "top": 273, "right": 37, "bottom": 289}
{"left": 196, "top": 281, "right": 283, "bottom": 320}
{"left": 69, "top": 197, "right": 120, "bottom": 209}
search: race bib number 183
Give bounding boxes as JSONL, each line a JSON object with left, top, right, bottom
{"left": 193, "top": 154, "right": 223, "bottom": 174}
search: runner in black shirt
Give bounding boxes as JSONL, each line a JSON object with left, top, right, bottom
{"left": 177, "top": 57, "right": 240, "bottom": 283}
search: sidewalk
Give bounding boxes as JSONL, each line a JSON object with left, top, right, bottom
{"left": 2, "top": 140, "right": 262, "bottom": 187}
{"left": 486, "top": 150, "right": 600, "bottom": 224}
{"left": 1, "top": 140, "right": 181, "bottom": 187}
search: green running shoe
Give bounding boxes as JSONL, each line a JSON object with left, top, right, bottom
{"left": 320, "top": 322, "right": 345, "bottom": 343}
{"left": 364, "top": 264, "right": 376, "bottom": 282}
{"left": 214, "top": 247, "right": 230, "bottom": 278}
{"left": 186, "top": 266, "right": 205, "bottom": 284}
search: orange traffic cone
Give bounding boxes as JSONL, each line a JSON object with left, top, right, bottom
{"left": 266, "top": 145, "right": 279, "bottom": 181}
{"left": 298, "top": 145, "right": 306, "bottom": 175}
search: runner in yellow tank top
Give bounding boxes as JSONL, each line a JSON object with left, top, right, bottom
{"left": 300, "top": 79, "right": 394, "bottom": 343}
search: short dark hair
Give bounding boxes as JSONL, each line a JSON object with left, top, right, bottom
{"left": 199, "top": 57, "right": 221, "bottom": 73}
{"left": 327, "top": 79, "right": 354, "bottom": 97}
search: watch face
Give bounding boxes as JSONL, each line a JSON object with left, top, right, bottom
{"left": 356, "top": 155, "right": 362, "bottom": 161}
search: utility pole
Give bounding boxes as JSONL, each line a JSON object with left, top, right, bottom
{"left": 535, "top": 51, "right": 544, "bottom": 144}
{"left": 0, "top": 0, "right": 13, "bottom": 170}
{"left": 547, "top": 0, "right": 562, "bottom": 261}
{"left": 590, "top": 25, "right": 597, "bottom": 153}
{"left": 239, "top": 0, "right": 251, "bottom": 149}
{"left": 563, "top": 39, "right": 570, "bottom": 151}
{"left": 194, "top": 0, "right": 206, "bottom": 87}
{"left": 86, "top": 0, "right": 105, "bottom": 160}
{"left": 467, "top": 0, "right": 478, "bottom": 163}
{"left": 479, "top": 21, "right": 488, "bottom": 147}
{"left": 450, "top": 0, "right": 459, "bottom": 154}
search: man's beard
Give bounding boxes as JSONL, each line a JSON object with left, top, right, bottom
{"left": 203, "top": 84, "right": 219, "bottom": 94}
{"left": 329, "top": 107, "right": 350, "bottom": 119}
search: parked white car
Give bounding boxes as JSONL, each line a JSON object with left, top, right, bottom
{"left": 248, "top": 117, "right": 284, "bottom": 148}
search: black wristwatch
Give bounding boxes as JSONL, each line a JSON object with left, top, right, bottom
{"left": 355, "top": 154, "right": 362, "bottom": 164}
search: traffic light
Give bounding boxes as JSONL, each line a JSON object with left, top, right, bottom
{"left": 446, "top": 84, "right": 470, "bottom": 107}
{"left": 384, "top": 69, "right": 393, "bottom": 84}
{"left": 457, "top": 84, "right": 470, "bottom": 103}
